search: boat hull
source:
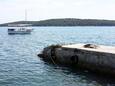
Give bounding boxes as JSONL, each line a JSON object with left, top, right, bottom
{"left": 8, "top": 27, "right": 32, "bottom": 34}
{"left": 8, "top": 31, "right": 31, "bottom": 34}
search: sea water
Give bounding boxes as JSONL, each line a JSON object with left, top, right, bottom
{"left": 0, "top": 27, "right": 115, "bottom": 86}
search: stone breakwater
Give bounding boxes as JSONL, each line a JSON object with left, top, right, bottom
{"left": 38, "top": 44, "right": 115, "bottom": 75}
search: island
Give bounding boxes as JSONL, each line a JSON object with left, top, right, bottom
{"left": 1, "top": 18, "right": 115, "bottom": 26}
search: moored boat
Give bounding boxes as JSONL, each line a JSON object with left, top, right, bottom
{"left": 8, "top": 27, "right": 33, "bottom": 34}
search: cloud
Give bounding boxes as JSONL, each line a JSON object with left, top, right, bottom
{"left": 0, "top": 0, "right": 115, "bottom": 23}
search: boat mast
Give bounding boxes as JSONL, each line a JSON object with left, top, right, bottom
{"left": 25, "top": 10, "right": 27, "bottom": 21}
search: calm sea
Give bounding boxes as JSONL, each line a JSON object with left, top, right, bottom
{"left": 0, "top": 27, "right": 115, "bottom": 86}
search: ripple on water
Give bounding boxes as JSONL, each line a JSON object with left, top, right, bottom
{"left": 0, "top": 27, "right": 115, "bottom": 86}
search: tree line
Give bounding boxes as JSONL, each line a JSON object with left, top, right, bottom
{"left": 1, "top": 18, "right": 115, "bottom": 26}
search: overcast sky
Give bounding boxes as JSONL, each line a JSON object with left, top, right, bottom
{"left": 0, "top": 0, "right": 115, "bottom": 23}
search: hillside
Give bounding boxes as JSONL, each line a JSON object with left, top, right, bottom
{"left": 1, "top": 18, "right": 115, "bottom": 26}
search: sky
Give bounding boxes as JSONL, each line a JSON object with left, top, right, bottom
{"left": 0, "top": 0, "right": 115, "bottom": 24}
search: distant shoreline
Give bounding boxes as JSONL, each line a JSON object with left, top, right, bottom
{"left": 1, "top": 18, "right": 115, "bottom": 27}
{"left": 1, "top": 25, "right": 115, "bottom": 27}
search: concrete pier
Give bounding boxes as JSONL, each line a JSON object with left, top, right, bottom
{"left": 38, "top": 44, "right": 115, "bottom": 75}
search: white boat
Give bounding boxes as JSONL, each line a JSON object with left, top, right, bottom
{"left": 8, "top": 10, "right": 33, "bottom": 34}
{"left": 8, "top": 27, "right": 32, "bottom": 34}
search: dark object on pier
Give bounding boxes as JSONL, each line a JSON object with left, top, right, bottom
{"left": 84, "top": 44, "right": 99, "bottom": 49}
